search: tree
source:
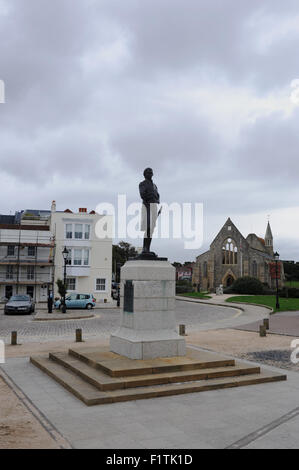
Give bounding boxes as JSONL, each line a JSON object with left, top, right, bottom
{"left": 172, "top": 262, "right": 182, "bottom": 268}
{"left": 56, "top": 279, "right": 66, "bottom": 298}
{"left": 283, "top": 262, "right": 299, "bottom": 282}
{"left": 112, "top": 242, "right": 139, "bottom": 274}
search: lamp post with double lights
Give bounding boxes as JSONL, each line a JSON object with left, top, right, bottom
{"left": 274, "top": 251, "right": 280, "bottom": 310}
{"left": 62, "top": 247, "right": 69, "bottom": 313}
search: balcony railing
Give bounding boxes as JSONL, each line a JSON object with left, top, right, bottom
{"left": 0, "top": 259, "right": 53, "bottom": 266}
{"left": 0, "top": 273, "right": 52, "bottom": 285}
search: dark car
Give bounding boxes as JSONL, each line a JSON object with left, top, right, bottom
{"left": 4, "top": 295, "right": 35, "bottom": 315}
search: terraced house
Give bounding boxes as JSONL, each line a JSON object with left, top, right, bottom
{"left": 0, "top": 202, "right": 112, "bottom": 305}
{"left": 192, "top": 218, "right": 284, "bottom": 292}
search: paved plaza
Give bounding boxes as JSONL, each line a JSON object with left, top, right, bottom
{"left": 1, "top": 298, "right": 299, "bottom": 449}
{"left": 1, "top": 349, "right": 299, "bottom": 449}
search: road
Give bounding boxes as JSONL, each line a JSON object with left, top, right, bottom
{"left": 0, "top": 300, "right": 262, "bottom": 344}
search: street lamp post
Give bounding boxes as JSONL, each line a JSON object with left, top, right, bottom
{"left": 116, "top": 262, "right": 121, "bottom": 307}
{"left": 62, "top": 247, "right": 69, "bottom": 313}
{"left": 274, "top": 251, "right": 280, "bottom": 310}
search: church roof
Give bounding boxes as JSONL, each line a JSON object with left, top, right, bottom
{"left": 265, "top": 222, "right": 273, "bottom": 240}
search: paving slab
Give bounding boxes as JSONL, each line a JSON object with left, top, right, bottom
{"left": 234, "top": 312, "right": 299, "bottom": 336}
{"left": 1, "top": 348, "right": 298, "bottom": 449}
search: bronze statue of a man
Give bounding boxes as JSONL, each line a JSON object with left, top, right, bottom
{"left": 139, "top": 168, "right": 161, "bottom": 255}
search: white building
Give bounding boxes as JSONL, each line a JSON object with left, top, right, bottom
{"left": 50, "top": 202, "right": 112, "bottom": 303}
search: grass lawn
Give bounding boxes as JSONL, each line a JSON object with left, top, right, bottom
{"left": 178, "top": 292, "right": 212, "bottom": 300}
{"left": 226, "top": 295, "right": 299, "bottom": 313}
{"left": 285, "top": 281, "right": 299, "bottom": 288}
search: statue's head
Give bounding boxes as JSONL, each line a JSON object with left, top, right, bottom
{"left": 143, "top": 168, "right": 153, "bottom": 180}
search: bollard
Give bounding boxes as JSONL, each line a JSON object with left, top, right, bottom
{"left": 263, "top": 318, "right": 270, "bottom": 330}
{"left": 76, "top": 329, "right": 82, "bottom": 343}
{"left": 259, "top": 325, "right": 267, "bottom": 337}
{"left": 11, "top": 331, "right": 17, "bottom": 346}
{"left": 179, "top": 324, "right": 186, "bottom": 336}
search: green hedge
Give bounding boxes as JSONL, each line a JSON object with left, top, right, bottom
{"left": 176, "top": 280, "right": 194, "bottom": 294}
{"left": 280, "top": 287, "right": 299, "bottom": 298}
{"left": 230, "top": 276, "right": 265, "bottom": 295}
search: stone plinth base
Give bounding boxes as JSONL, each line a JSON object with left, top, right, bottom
{"left": 110, "top": 259, "right": 186, "bottom": 360}
{"left": 110, "top": 328, "right": 186, "bottom": 360}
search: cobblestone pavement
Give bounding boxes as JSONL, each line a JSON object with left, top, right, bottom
{"left": 0, "top": 301, "right": 240, "bottom": 343}
{"left": 238, "top": 350, "right": 299, "bottom": 373}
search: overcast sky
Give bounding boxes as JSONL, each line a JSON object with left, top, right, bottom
{"left": 0, "top": 0, "right": 299, "bottom": 262}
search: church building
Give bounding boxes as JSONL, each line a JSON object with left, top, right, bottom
{"left": 192, "top": 218, "right": 284, "bottom": 292}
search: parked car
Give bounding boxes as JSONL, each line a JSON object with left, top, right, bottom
{"left": 4, "top": 295, "right": 35, "bottom": 315}
{"left": 55, "top": 294, "right": 96, "bottom": 310}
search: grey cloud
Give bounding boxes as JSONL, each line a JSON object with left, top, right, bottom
{"left": 0, "top": 0, "right": 299, "bottom": 262}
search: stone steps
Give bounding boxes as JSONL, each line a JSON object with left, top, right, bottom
{"left": 49, "top": 351, "right": 261, "bottom": 391}
{"left": 68, "top": 347, "right": 236, "bottom": 377}
{"left": 30, "top": 347, "right": 287, "bottom": 406}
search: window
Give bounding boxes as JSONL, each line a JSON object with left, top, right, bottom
{"left": 222, "top": 238, "right": 238, "bottom": 265}
{"left": 66, "top": 278, "right": 76, "bottom": 291}
{"left": 75, "top": 224, "right": 83, "bottom": 239}
{"left": 27, "top": 266, "right": 35, "bottom": 280}
{"left": 96, "top": 278, "right": 106, "bottom": 291}
{"left": 66, "top": 249, "right": 72, "bottom": 265}
{"left": 264, "top": 262, "right": 269, "bottom": 280}
{"left": 83, "top": 249, "right": 89, "bottom": 266}
{"left": 74, "top": 249, "right": 82, "bottom": 265}
{"left": 67, "top": 293, "right": 77, "bottom": 300}
{"left": 7, "top": 246, "right": 15, "bottom": 257}
{"left": 67, "top": 248, "right": 90, "bottom": 266}
{"left": 252, "top": 260, "right": 258, "bottom": 277}
{"left": 65, "top": 223, "right": 91, "bottom": 240}
{"left": 203, "top": 262, "right": 208, "bottom": 278}
{"left": 66, "top": 224, "right": 73, "bottom": 239}
{"left": 6, "top": 266, "right": 13, "bottom": 280}
{"left": 28, "top": 246, "right": 36, "bottom": 257}
{"left": 85, "top": 225, "right": 90, "bottom": 240}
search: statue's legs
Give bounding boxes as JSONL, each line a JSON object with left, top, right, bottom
{"left": 143, "top": 236, "right": 152, "bottom": 253}
{"left": 141, "top": 202, "right": 157, "bottom": 254}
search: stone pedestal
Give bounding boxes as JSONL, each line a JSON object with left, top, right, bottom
{"left": 110, "top": 259, "right": 186, "bottom": 360}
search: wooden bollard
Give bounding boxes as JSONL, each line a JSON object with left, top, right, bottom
{"left": 11, "top": 331, "right": 17, "bottom": 346}
{"left": 76, "top": 329, "right": 82, "bottom": 343}
{"left": 263, "top": 318, "right": 270, "bottom": 330}
{"left": 259, "top": 325, "right": 267, "bottom": 337}
{"left": 179, "top": 324, "right": 186, "bottom": 336}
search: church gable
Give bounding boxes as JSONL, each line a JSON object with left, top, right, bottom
{"left": 210, "top": 218, "right": 248, "bottom": 251}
